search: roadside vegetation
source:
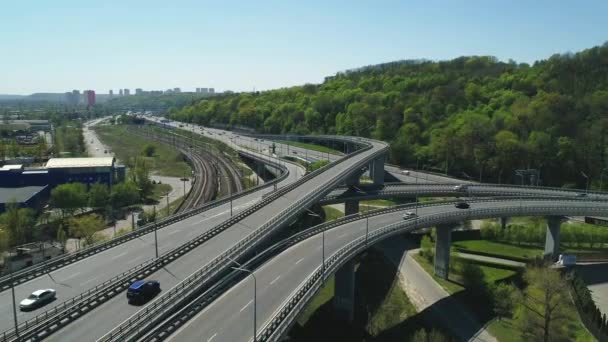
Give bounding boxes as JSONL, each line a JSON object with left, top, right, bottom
{"left": 416, "top": 230, "right": 595, "bottom": 342}
{"left": 291, "top": 250, "right": 447, "bottom": 342}
{"left": 171, "top": 43, "right": 608, "bottom": 190}
{"left": 94, "top": 124, "right": 191, "bottom": 177}
{"left": 453, "top": 218, "right": 608, "bottom": 261}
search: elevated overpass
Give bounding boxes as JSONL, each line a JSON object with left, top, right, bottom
{"left": 162, "top": 198, "right": 608, "bottom": 342}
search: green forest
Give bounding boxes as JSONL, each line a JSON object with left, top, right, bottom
{"left": 170, "top": 43, "right": 608, "bottom": 188}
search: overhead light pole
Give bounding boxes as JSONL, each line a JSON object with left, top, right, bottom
{"left": 581, "top": 171, "right": 590, "bottom": 194}
{"left": 305, "top": 209, "right": 324, "bottom": 278}
{"left": 228, "top": 257, "right": 257, "bottom": 342}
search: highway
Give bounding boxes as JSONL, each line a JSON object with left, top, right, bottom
{"left": 2, "top": 117, "right": 602, "bottom": 341}
{"left": 0, "top": 145, "right": 305, "bottom": 338}
{"left": 168, "top": 198, "right": 608, "bottom": 342}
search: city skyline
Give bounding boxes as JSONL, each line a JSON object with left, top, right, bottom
{"left": 1, "top": 0, "right": 607, "bottom": 94}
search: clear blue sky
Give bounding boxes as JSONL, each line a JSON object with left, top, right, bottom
{"left": 1, "top": 0, "right": 607, "bottom": 94}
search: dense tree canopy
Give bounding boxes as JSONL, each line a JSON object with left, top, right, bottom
{"left": 171, "top": 43, "right": 608, "bottom": 187}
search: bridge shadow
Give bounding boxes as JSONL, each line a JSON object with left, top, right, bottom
{"left": 575, "top": 262, "right": 608, "bottom": 285}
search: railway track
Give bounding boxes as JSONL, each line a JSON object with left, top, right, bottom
{"left": 125, "top": 126, "right": 243, "bottom": 212}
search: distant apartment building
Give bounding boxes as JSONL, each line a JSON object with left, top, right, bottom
{"left": 64, "top": 90, "right": 80, "bottom": 106}
{"left": 209, "top": 88, "right": 215, "bottom": 94}
{"left": 83, "top": 90, "right": 96, "bottom": 107}
{"left": 119, "top": 89, "right": 124, "bottom": 96}
{"left": 173, "top": 88, "right": 181, "bottom": 93}
{"left": 135, "top": 88, "right": 143, "bottom": 95}
{"left": 109, "top": 90, "right": 114, "bottom": 97}
{"left": 124, "top": 88, "right": 130, "bottom": 95}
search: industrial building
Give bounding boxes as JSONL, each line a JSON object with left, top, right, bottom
{"left": 0, "top": 157, "right": 125, "bottom": 213}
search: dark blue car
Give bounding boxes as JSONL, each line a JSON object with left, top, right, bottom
{"left": 127, "top": 280, "right": 161, "bottom": 303}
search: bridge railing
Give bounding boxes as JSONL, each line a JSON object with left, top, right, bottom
{"left": 96, "top": 136, "right": 387, "bottom": 341}
{"left": 257, "top": 200, "right": 608, "bottom": 341}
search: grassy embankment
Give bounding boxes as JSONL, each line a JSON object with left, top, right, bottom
{"left": 95, "top": 124, "right": 192, "bottom": 178}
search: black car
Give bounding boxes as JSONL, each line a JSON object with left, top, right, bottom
{"left": 454, "top": 202, "right": 470, "bottom": 209}
{"left": 127, "top": 280, "right": 161, "bottom": 303}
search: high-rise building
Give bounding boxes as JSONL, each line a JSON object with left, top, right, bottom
{"left": 119, "top": 89, "right": 124, "bottom": 96}
{"left": 65, "top": 90, "right": 80, "bottom": 106}
{"left": 83, "top": 90, "right": 96, "bottom": 107}
{"left": 135, "top": 88, "right": 143, "bottom": 95}
{"left": 173, "top": 88, "right": 181, "bottom": 93}
{"left": 195, "top": 88, "right": 201, "bottom": 93}
{"left": 124, "top": 89, "right": 130, "bottom": 95}
{"left": 109, "top": 90, "right": 114, "bottom": 97}
{"left": 209, "top": 88, "right": 215, "bottom": 94}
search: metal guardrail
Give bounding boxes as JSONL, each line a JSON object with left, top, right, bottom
{"left": 0, "top": 148, "right": 291, "bottom": 292}
{"left": 320, "top": 182, "right": 608, "bottom": 204}
{"left": 96, "top": 136, "right": 387, "bottom": 341}
{"left": 257, "top": 199, "right": 608, "bottom": 341}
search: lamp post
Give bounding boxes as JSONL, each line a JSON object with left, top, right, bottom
{"left": 228, "top": 258, "right": 257, "bottom": 342}
{"left": 9, "top": 262, "right": 19, "bottom": 340}
{"left": 305, "top": 209, "right": 324, "bottom": 277}
{"left": 581, "top": 171, "right": 590, "bottom": 194}
{"left": 153, "top": 205, "right": 158, "bottom": 258}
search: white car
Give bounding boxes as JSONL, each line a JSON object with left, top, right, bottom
{"left": 453, "top": 184, "right": 467, "bottom": 191}
{"left": 402, "top": 211, "right": 416, "bottom": 219}
{"left": 20, "top": 289, "right": 56, "bottom": 310}
{"left": 401, "top": 170, "right": 410, "bottom": 175}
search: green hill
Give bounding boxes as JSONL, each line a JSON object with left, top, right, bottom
{"left": 171, "top": 43, "right": 608, "bottom": 187}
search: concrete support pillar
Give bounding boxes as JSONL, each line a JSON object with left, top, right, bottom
{"left": 345, "top": 200, "right": 360, "bottom": 216}
{"left": 544, "top": 216, "right": 563, "bottom": 261}
{"left": 434, "top": 224, "right": 454, "bottom": 279}
{"left": 500, "top": 217, "right": 508, "bottom": 230}
{"left": 334, "top": 259, "right": 356, "bottom": 322}
{"left": 369, "top": 156, "right": 385, "bottom": 186}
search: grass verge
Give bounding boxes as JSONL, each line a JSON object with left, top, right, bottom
{"left": 94, "top": 125, "right": 192, "bottom": 177}
{"left": 323, "top": 206, "right": 344, "bottom": 221}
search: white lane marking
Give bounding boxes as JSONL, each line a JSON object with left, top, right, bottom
{"left": 80, "top": 277, "right": 99, "bottom": 286}
{"left": 62, "top": 271, "right": 82, "bottom": 281}
{"left": 168, "top": 229, "right": 181, "bottom": 235}
{"left": 111, "top": 251, "right": 128, "bottom": 260}
{"left": 207, "top": 333, "right": 217, "bottom": 342}
{"left": 190, "top": 200, "right": 258, "bottom": 226}
{"left": 240, "top": 299, "right": 253, "bottom": 312}
{"left": 295, "top": 257, "right": 304, "bottom": 265}
{"left": 269, "top": 275, "right": 281, "bottom": 285}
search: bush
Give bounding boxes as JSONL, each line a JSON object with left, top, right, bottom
{"left": 420, "top": 235, "right": 434, "bottom": 262}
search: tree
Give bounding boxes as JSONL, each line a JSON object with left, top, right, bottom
{"left": 110, "top": 181, "right": 140, "bottom": 209}
{"left": 88, "top": 183, "right": 109, "bottom": 208}
{"left": 517, "top": 267, "right": 573, "bottom": 342}
{"left": 0, "top": 201, "right": 35, "bottom": 246}
{"left": 50, "top": 183, "right": 88, "bottom": 217}
{"left": 141, "top": 144, "right": 156, "bottom": 157}
{"left": 68, "top": 214, "right": 105, "bottom": 247}
{"left": 492, "top": 283, "right": 517, "bottom": 320}
{"left": 460, "top": 261, "right": 487, "bottom": 292}
{"left": 56, "top": 226, "right": 67, "bottom": 251}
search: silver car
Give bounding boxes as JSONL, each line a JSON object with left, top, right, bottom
{"left": 20, "top": 289, "right": 56, "bottom": 310}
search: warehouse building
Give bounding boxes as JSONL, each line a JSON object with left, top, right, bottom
{"left": 46, "top": 157, "right": 120, "bottom": 186}
{"left": 0, "top": 185, "right": 49, "bottom": 213}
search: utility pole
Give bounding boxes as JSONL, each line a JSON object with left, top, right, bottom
{"left": 9, "top": 263, "right": 19, "bottom": 340}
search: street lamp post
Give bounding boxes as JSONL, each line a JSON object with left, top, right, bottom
{"left": 228, "top": 258, "right": 257, "bottom": 342}
{"left": 305, "top": 209, "right": 324, "bottom": 277}
{"left": 581, "top": 171, "right": 590, "bottom": 194}
{"left": 9, "top": 262, "right": 19, "bottom": 340}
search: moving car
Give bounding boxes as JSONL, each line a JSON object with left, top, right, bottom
{"left": 453, "top": 184, "right": 468, "bottom": 191}
{"left": 127, "top": 280, "right": 161, "bottom": 303}
{"left": 576, "top": 193, "right": 587, "bottom": 197}
{"left": 402, "top": 211, "right": 416, "bottom": 219}
{"left": 20, "top": 289, "right": 56, "bottom": 310}
{"left": 454, "top": 201, "right": 470, "bottom": 209}
{"left": 401, "top": 170, "right": 410, "bottom": 175}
